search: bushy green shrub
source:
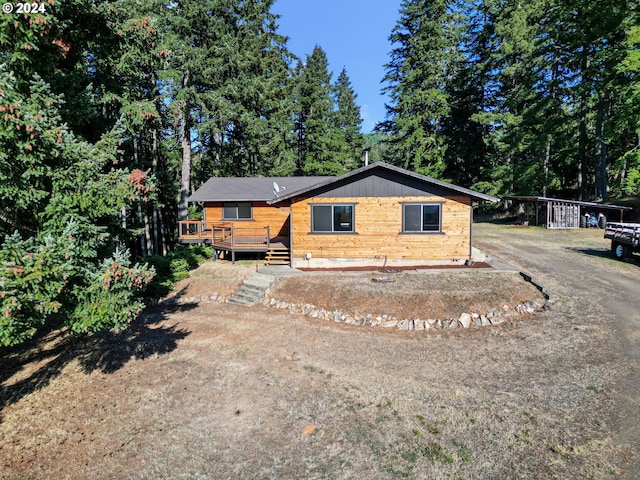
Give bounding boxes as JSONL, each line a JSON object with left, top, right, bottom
{"left": 0, "top": 222, "right": 155, "bottom": 346}
{"left": 143, "top": 245, "right": 212, "bottom": 299}
{"left": 67, "top": 250, "right": 154, "bottom": 334}
{"left": 0, "top": 232, "right": 74, "bottom": 346}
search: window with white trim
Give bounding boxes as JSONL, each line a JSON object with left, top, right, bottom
{"left": 402, "top": 203, "right": 442, "bottom": 232}
{"left": 311, "top": 204, "right": 354, "bottom": 233}
{"left": 222, "top": 202, "right": 252, "bottom": 220}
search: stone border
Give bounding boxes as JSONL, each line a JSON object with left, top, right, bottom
{"left": 259, "top": 296, "right": 552, "bottom": 331}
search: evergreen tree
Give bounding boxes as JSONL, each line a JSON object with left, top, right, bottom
{"left": 0, "top": 63, "right": 154, "bottom": 347}
{"left": 163, "top": 0, "right": 294, "bottom": 207}
{"left": 292, "top": 46, "right": 340, "bottom": 175}
{"left": 0, "top": 70, "right": 68, "bottom": 237}
{"left": 614, "top": 5, "right": 640, "bottom": 195}
{"left": 441, "top": 0, "right": 489, "bottom": 188}
{"left": 331, "top": 68, "right": 365, "bottom": 171}
{"left": 203, "top": 0, "right": 295, "bottom": 178}
{"left": 380, "top": 0, "right": 459, "bottom": 177}
{"left": 481, "top": 0, "right": 548, "bottom": 196}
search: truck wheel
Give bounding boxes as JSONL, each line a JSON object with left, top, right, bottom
{"left": 612, "top": 242, "right": 630, "bottom": 259}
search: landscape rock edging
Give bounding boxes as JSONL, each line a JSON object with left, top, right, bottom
{"left": 154, "top": 268, "right": 553, "bottom": 333}
{"left": 259, "top": 295, "right": 551, "bottom": 332}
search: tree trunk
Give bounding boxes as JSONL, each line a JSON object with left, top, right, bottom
{"left": 120, "top": 206, "right": 127, "bottom": 250}
{"left": 543, "top": 137, "right": 550, "bottom": 197}
{"left": 577, "top": 54, "right": 590, "bottom": 200}
{"left": 594, "top": 97, "right": 608, "bottom": 201}
{"left": 144, "top": 205, "right": 151, "bottom": 256}
{"left": 178, "top": 72, "right": 191, "bottom": 221}
{"left": 578, "top": 112, "right": 588, "bottom": 200}
{"left": 133, "top": 136, "right": 147, "bottom": 256}
{"left": 152, "top": 129, "right": 161, "bottom": 255}
{"left": 153, "top": 205, "right": 160, "bottom": 255}
{"left": 159, "top": 208, "right": 169, "bottom": 256}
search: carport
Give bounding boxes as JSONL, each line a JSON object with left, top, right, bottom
{"left": 505, "top": 196, "right": 633, "bottom": 229}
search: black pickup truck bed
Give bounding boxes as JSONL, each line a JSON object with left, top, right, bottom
{"left": 604, "top": 222, "right": 640, "bottom": 259}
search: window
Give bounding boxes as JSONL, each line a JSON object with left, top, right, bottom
{"left": 311, "top": 204, "right": 354, "bottom": 233}
{"left": 222, "top": 202, "right": 252, "bottom": 220}
{"left": 402, "top": 203, "right": 441, "bottom": 232}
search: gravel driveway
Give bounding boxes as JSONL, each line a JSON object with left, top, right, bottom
{"left": 475, "top": 223, "right": 640, "bottom": 477}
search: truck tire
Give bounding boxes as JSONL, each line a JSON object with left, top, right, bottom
{"left": 598, "top": 215, "right": 607, "bottom": 229}
{"left": 612, "top": 242, "right": 631, "bottom": 259}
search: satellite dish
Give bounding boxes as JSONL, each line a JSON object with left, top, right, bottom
{"left": 273, "top": 181, "right": 285, "bottom": 197}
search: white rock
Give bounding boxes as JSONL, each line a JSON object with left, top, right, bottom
{"left": 458, "top": 313, "right": 472, "bottom": 328}
{"left": 380, "top": 320, "right": 398, "bottom": 328}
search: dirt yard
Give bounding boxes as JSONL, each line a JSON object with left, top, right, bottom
{"left": 267, "top": 268, "right": 544, "bottom": 322}
{"left": 1, "top": 223, "right": 639, "bottom": 479}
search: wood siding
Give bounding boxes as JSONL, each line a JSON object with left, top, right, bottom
{"left": 204, "top": 201, "right": 290, "bottom": 239}
{"left": 290, "top": 195, "right": 472, "bottom": 263}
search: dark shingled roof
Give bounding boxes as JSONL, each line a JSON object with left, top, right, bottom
{"left": 188, "top": 162, "right": 500, "bottom": 204}
{"left": 268, "top": 162, "right": 500, "bottom": 204}
{"left": 188, "top": 176, "right": 332, "bottom": 202}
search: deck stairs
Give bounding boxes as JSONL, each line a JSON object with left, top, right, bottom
{"left": 265, "top": 245, "right": 290, "bottom": 266}
{"left": 227, "top": 266, "right": 300, "bottom": 306}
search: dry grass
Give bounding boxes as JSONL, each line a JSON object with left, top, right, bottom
{"left": 0, "top": 225, "right": 633, "bottom": 479}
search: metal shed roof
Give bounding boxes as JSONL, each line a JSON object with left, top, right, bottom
{"left": 505, "top": 196, "right": 633, "bottom": 211}
{"left": 505, "top": 196, "right": 634, "bottom": 224}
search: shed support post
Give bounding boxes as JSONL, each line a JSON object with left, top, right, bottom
{"left": 468, "top": 203, "right": 474, "bottom": 262}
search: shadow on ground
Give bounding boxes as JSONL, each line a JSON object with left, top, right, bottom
{"left": 566, "top": 246, "right": 639, "bottom": 266}
{"left": 0, "top": 302, "right": 195, "bottom": 420}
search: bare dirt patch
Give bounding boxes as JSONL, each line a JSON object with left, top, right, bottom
{"left": 0, "top": 224, "right": 635, "bottom": 479}
{"left": 170, "top": 260, "right": 255, "bottom": 299}
{"left": 269, "top": 270, "right": 544, "bottom": 320}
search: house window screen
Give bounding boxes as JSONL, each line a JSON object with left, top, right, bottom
{"left": 403, "top": 204, "right": 441, "bottom": 232}
{"left": 223, "top": 202, "right": 252, "bottom": 220}
{"left": 311, "top": 204, "right": 354, "bottom": 232}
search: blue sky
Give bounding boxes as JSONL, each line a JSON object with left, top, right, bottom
{"left": 272, "top": 0, "right": 403, "bottom": 133}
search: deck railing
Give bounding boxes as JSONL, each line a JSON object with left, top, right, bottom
{"left": 212, "top": 225, "right": 270, "bottom": 249}
{"left": 178, "top": 221, "right": 270, "bottom": 249}
{"left": 178, "top": 220, "right": 216, "bottom": 240}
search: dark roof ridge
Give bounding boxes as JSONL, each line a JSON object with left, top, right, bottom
{"left": 267, "top": 161, "right": 499, "bottom": 204}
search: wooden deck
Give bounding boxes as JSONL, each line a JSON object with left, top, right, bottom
{"left": 178, "top": 221, "right": 290, "bottom": 264}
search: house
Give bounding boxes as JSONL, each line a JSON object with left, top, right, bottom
{"left": 178, "top": 162, "right": 499, "bottom": 268}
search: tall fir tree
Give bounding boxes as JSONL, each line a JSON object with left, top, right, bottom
{"left": 614, "top": 3, "right": 640, "bottom": 195}
{"left": 380, "top": 0, "right": 460, "bottom": 177}
{"left": 292, "top": 46, "right": 339, "bottom": 175}
{"left": 331, "top": 68, "right": 365, "bottom": 171}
